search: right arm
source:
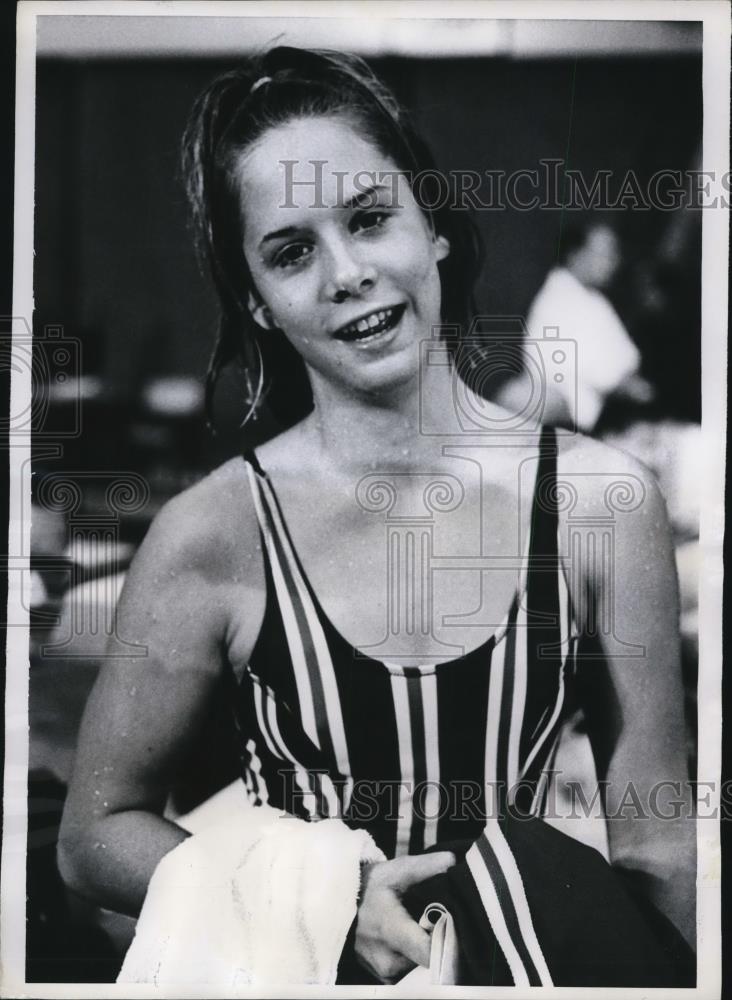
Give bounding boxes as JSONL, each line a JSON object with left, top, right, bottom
{"left": 57, "top": 486, "right": 237, "bottom": 916}
{"left": 58, "top": 462, "right": 454, "bottom": 974}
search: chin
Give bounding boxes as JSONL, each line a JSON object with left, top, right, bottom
{"left": 350, "top": 340, "right": 423, "bottom": 398}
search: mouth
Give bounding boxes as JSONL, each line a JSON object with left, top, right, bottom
{"left": 332, "top": 304, "right": 407, "bottom": 344}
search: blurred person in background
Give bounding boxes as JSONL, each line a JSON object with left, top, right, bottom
{"left": 497, "top": 218, "right": 654, "bottom": 433}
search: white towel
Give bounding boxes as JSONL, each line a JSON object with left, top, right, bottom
{"left": 118, "top": 800, "right": 385, "bottom": 987}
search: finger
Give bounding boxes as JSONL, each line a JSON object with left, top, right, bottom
{"left": 389, "top": 902, "right": 433, "bottom": 968}
{"left": 358, "top": 944, "right": 413, "bottom": 985}
{"left": 376, "top": 948, "right": 415, "bottom": 984}
{"left": 389, "top": 850, "right": 457, "bottom": 890}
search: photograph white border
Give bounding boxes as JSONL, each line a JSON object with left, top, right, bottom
{"left": 3, "top": 1, "right": 728, "bottom": 997}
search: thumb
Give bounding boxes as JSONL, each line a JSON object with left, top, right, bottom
{"left": 389, "top": 851, "right": 456, "bottom": 891}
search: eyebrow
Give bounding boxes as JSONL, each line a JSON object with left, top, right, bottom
{"left": 259, "top": 225, "right": 302, "bottom": 248}
{"left": 344, "top": 183, "right": 392, "bottom": 211}
{"left": 258, "top": 184, "right": 394, "bottom": 249}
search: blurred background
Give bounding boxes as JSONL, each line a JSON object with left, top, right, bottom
{"left": 27, "top": 14, "right": 702, "bottom": 982}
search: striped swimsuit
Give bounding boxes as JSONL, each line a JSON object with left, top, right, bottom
{"left": 230, "top": 426, "right": 577, "bottom": 861}
{"left": 224, "top": 428, "right": 696, "bottom": 988}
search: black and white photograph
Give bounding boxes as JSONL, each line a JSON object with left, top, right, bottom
{"left": 1, "top": 1, "right": 728, "bottom": 995}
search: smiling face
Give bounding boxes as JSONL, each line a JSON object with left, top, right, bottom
{"left": 234, "top": 115, "right": 450, "bottom": 398}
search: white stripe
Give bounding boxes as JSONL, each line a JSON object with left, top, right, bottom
{"left": 245, "top": 737, "right": 268, "bottom": 806}
{"left": 390, "top": 672, "right": 414, "bottom": 855}
{"left": 506, "top": 597, "right": 528, "bottom": 801}
{"left": 259, "top": 475, "right": 354, "bottom": 808}
{"left": 529, "top": 768, "right": 547, "bottom": 818}
{"left": 308, "top": 770, "right": 342, "bottom": 819}
{"left": 263, "top": 682, "right": 327, "bottom": 818}
{"left": 484, "top": 820, "right": 553, "bottom": 986}
{"left": 421, "top": 671, "right": 441, "bottom": 848}
{"left": 252, "top": 679, "right": 285, "bottom": 761}
{"left": 241, "top": 749, "right": 256, "bottom": 801}
{"left": 529, "top": 732, "right": 560, "bottom": 817}
{"left": 557, "top": 543, "right": 570, "bottom": 655}
{"left": 518, "top": 664, "right": 566, "bottom": 782}
{"left": 245, "top": 464, "right": 320, "bottom": 748}
{"left": 317, "top": 771, "right": 343, "bottom": 819}
{"left": 532, "top": 566, "right": 569, "bottom": 814}
{"left": 519, "top": 530, "right": 573, "bottom": 784}
{"left": 254, "top": 679, "right": 341, "bottom": 818}
{"left": 465, "top": 842, "right": 529, "bottom": 987}
{"left": 252, "top": 677, "right": 318, "bottom": 820}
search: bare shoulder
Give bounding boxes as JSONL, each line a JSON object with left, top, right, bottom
{"left": 140, "top": 456, "right": 259, "bottom": 578}
{"left": 119, "top": 454, "right": 264, "bottom": 633}
{"left": 108, "top": 454, "right": 269, "bottom": 676}
{"left": 554, "top": 431, "right": 676, "bottom": 607}
{"left": 555, "top": 430, "right": 667, "bottom": 523}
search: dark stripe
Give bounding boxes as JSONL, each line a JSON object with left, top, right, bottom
{"left": 311, "top": 770, "right": 331, "bottom": 819}
{"left": 496, "top": 598, "right": 519, "bottom": 818}
{"left": 527, "top": 425, "right": 561, "bottom": 632}
{"left": 248, "top": 761, "right": 261, "bottom": 801}
{"left": 519, "top": 662, "right": 567, "bottom": 792}
{"left": 255, "top": 476, "right": 337, "bottom": 768}
{"left": 334, "top": 639, "right": 402, "bottom": 858}
{"left": 250, "top": 682, "right": 291, "bottom": 807}
{"left": 254, "top": 538, "right": 302, "bottom": 703}
{"left": 256, "top": 677, "right": 328, "bottom": 820}
{"left": 223, "top": 655, "right": 268, "bottom": 803}
{"left": 243, "top": 448, "right": 266, "bottom": 476}
{"left": 432, "top": 643, "right": 493, "bottom": 842}
{"left": 527, "top": 702, "right": 551, "bottom": 744}
{"left": 475, "top": 833, "right": 542, "bottom": 986}
{"left": 244, "top": 739, "right": 264, "bottom": 806}
{"left": 521, "top": 425, "right": 564, "bottom": 769}
{"left": 538, "top": 730, "right": 562, "bottom": 817}
{"left": 404, "top": 669, "right": 427, "bottom": 854}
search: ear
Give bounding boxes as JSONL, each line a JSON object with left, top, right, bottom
{"left": 247, "top": 290, "right": 275, "bottom": 331}
{"left": 434, "top": 233, "right": 450, "bottom": 262}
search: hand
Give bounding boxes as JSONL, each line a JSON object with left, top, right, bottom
{"left": 354, "top": 851, "right": 456, "bottom": 983}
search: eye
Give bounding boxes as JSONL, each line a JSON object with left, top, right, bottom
{"left": 273, "top": 242, "right": 313, "bottom": 269}
{"left": 352, "top": 210, "right": 390, "bottom": 234}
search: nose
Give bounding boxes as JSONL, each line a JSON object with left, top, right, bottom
{"left": 322, "top": 236, "right": 376, "bottom": 303}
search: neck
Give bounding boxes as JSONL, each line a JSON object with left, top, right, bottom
{"left": 303, "top": 351, "right": 457, "bottom": 473}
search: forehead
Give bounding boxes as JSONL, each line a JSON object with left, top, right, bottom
{"left": 234, "top": 116, "right": 407, "bottom": 227}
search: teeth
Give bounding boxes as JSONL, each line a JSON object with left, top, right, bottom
{"left": 339, "top": 307, "right": 396, "bottom": 339}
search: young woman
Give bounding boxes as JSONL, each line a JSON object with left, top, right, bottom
{"left": 58, "top": 47, "right": 696, "bottom": 986}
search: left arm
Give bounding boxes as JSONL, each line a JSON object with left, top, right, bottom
{"left": 567, "top": 443, "right": 695, "bottom": 948}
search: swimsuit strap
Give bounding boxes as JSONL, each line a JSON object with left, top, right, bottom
{"left": 241, "top": 449, "right": 354, "bottom": 784}
{"left": 527, "top": 424, "right": 559, "bottom": 563}
{"left": 243, "top": 447, "right": 266, "bottom": 477}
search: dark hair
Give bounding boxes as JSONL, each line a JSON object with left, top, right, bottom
{"left": 181, "top": 45, "right": 483, "bottom": 429}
